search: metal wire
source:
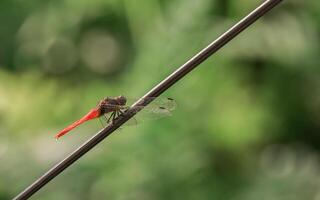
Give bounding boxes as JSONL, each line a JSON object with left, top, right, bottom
{"left": 13, "top": 0, "right": 283, "bottom": 199}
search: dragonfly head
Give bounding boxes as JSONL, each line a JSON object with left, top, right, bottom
{"left": 116, "top": 95, "right": 127, "bottom": 106}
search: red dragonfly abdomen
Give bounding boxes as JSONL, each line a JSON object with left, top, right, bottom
{"left": 55, "top": 108, "right": 101, "bottom": 139}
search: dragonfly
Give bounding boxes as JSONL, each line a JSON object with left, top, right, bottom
{"left": 55, "top": 95, "right": 176, "bottom": 139}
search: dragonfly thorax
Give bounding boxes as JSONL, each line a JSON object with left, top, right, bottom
{"left": 98, "top": 96, "right": 127, "bottom": 114}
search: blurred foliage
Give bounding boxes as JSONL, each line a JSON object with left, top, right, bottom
{"left": 0, "top": 0, "right": 320, "bottom": 199}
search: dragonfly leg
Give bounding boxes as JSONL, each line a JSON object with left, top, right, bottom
{"left": 119, "top": 109, "right": 124, "bottom": 115}
{"left": 107, "top": 112, "right": 115, "bottom": 124}
{"left": 111, "top": 111, "right": 116, "bottom": 123}
{"left": 116, "top": 110, "right": 123, "bottom": 117}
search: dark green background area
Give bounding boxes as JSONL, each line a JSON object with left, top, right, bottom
{"left": 1, "top": 0, "right": 320, "bottom": 199}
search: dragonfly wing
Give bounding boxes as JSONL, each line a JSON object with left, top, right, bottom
{"left": 124, "top": 116, "right": 138, "bottom": 126}
{"left": 99, "top": 97, "right": 176, "bottom": 125}
{"left": 128, "top": 97, "right": 176, "bottom": 111}
{"left": 130, "top": 98, "right": 176, "bottom": 121}
{"left": 135, "top": 106, "right": 172, "bottom": 121}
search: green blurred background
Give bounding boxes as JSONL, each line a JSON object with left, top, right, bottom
{"left": 1, "top": 0, "right": 320, "bottom": 199}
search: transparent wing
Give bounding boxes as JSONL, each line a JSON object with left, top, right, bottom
{"left": 100, "top": 97, "right": 176, "bottom": 125}
{"left": 123, "top": 97, "right": 176, "bottom": 110}
{"left": 127, "top": 97, "right": 176, "bottom": 121}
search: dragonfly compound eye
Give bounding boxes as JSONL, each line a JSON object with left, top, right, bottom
{"left": 117, "top": 95, "right": 127, "bottom": 105}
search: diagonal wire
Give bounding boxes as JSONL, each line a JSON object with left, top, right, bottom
{"left": 13, "top": 0, "right": 283, "bottom": 199}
